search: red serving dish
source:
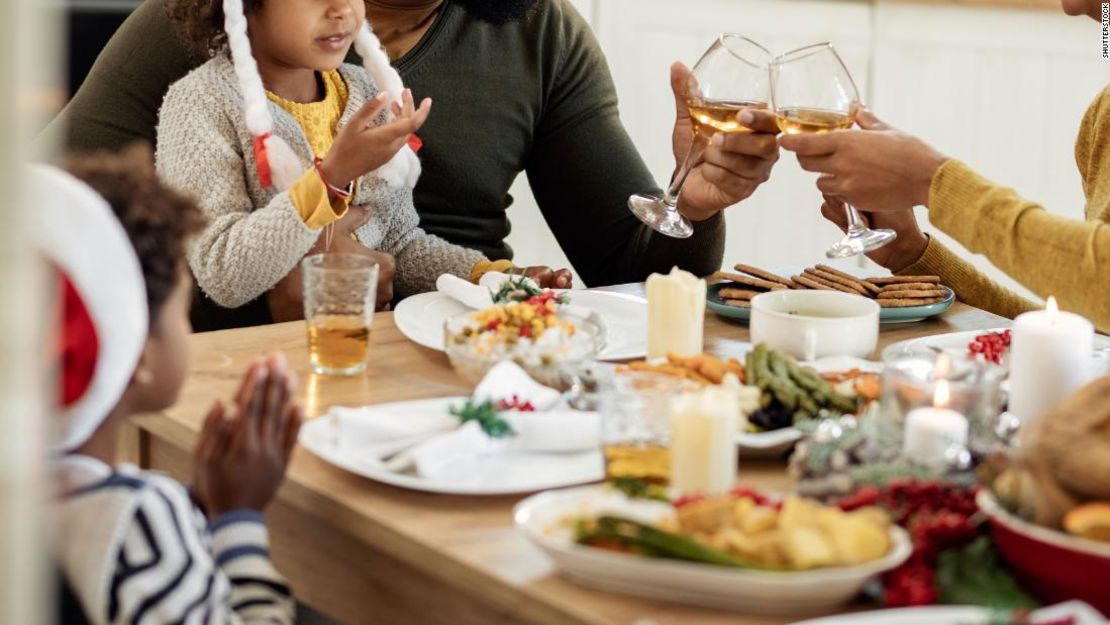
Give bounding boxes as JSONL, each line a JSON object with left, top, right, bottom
{"left": 977, "top": 490, "right": 1110, "bottom": 614}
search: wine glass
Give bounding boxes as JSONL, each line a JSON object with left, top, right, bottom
{"left": 628, "top": 34, "right": 771, "bottom": 239}
{"left": 770, "top": 42, "right": 897, "bottom": 259}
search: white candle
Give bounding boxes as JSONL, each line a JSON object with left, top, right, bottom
{"left": 1009, "top": 297, "right": 1094, "bottom": 423}
{"left": 903, "top": 380, "right": 968, "bottom": 467}
{"left": 646, "top": 267, "right": 706, "bottom": 360}
{"left": 670, "top": 385, "right": 738, "bottom": 494}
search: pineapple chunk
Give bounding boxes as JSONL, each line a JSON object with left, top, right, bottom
{"left": 782, "top": 526, "right": 837, "bottom": 569}
{"left": 741, "top": 505, "right": 779, "bottom": 535}
{"left": 826, "top": 514, "right": 891, "bottom": 565}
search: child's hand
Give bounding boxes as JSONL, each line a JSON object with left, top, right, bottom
{"left": 319, "top": 89, "right": 431, "bottom": 189}
{"left": 522, "top": 266, "right": 573, "bottom": 289}
{"left": 193, "top": 353, "right": 303, "bottom": 518}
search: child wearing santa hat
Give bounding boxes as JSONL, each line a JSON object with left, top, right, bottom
{"left": 156, "top": 0, "right": 571, "bottom": 330}
{"left": 41, "top": 147, "right": 302, "bottom": 625}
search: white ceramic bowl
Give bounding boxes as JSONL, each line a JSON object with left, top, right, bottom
{"left": 750, "top": 290, "right": 880, "bottom": 361}
{"left": 514, "top": 485, "right": 912, "bottom": 615}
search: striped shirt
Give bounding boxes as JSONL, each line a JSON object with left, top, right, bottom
{"left": 54, "top": 456, "right": 295, "bottom": 625}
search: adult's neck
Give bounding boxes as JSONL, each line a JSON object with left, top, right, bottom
{"left": 365, "top": 0, "right": 444, "bottom": 60}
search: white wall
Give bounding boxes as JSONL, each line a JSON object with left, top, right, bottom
{"left": 505, "top": 0, "right": 1110, "bottom": 299}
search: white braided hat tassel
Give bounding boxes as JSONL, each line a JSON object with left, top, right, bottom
{"left": 223, "top": 0, "right": 305, "bottom": 190}
{"left": 353, "top": 21, "right": 422, "bottom": 189}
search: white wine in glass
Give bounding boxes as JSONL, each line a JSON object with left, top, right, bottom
{"left": 770, "top": 43, "right": 897, "bottom": 259}
{"left": 628, "top": 35, "right": 771, "bottom": 239}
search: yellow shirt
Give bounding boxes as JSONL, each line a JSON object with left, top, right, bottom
{"left": 267, "top": 70, "right": 350, "bottom": 229}
{"left": 902, "top": 86, "right": 1110, "bottom": 332}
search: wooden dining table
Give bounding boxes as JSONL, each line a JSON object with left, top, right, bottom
{"left": 127, "top": 287, "right": 1009, "bottom": 625}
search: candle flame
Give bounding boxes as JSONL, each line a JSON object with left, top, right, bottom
{"left": 933, "top": 379, "right": 950, "bottom": 408}
{"left": 1046, "top": 296, "right": 1059, "bottom": 314}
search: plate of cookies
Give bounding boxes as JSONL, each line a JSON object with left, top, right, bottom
{"left": 708, "top": 263, "right": 954, "bottom": 324}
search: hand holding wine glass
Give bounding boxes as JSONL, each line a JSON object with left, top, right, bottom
{"left": 629, "top": 35, "right": 773, "bottom": 238}
{"left": 770, "top": 43, "right": 897, "bottom": 258}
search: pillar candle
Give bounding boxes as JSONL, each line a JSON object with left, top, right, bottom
{"left": 670, "top": 385, "right": 738, "bottom": 494}
{"left": 646, "top": 267, "right": 706, "bottom": 360}
{"left": 1009, "top": 297, "right": 1094, "bottom": 423}
{"left": 902, "top": 380, "right": 968, "bottom": 467}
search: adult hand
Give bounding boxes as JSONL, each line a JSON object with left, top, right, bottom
{"left": 779, "top": 109, "right": 948, "bottom": 212}
{"left": 193, "top": 353, "right": 303, "bottom": 518}
{"left": 521, "top": 266, "right": 573, "bottom": 289}
{"left": 820, "top": 195, "right": 929, "bottom": 273}
{"left": 668, "top": 62, "right": 781, "bottom": 223}
{"left": 267, "top": 209, "right": 395, "bottom": 321}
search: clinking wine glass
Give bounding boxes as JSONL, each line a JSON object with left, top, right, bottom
{"left": 770, "top": 42, "right": 897, "bottom": 258}
{"left": 628, "top": 34, "right": 771, "bottom": 239}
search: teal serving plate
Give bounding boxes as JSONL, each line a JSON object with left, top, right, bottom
{"left": 707, "top": 283, "right": 955, "bottom": 324}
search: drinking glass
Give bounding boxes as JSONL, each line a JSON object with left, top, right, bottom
{"left": 302, "top": 254, "right": 379, "bottom": 376}
{"left": 770, "top": 42, "right": 897, "bottom": 259}
{"left": 628, "top": 34, "right": 771, "bottom": 239}
{"left": 599, "top": 371, "right": 692, "bottom": 485}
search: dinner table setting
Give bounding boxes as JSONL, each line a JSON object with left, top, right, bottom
{"left": 125, "top": 250, "right": 1110, "bottom": 625}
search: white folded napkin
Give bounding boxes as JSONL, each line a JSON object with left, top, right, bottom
{"left": 472, "top": 361, "right": 562, "bottom": 411}
{"left": 330, "top": 404, "right": 455, "bottom": 457}
{"left": 436, "top": 273, "right": 493, "bottom": 310}
{"left": 502, "top": 409, "right": 600, "bottom": 453}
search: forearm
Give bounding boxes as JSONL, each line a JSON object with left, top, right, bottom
{"left": 187, "top": 193, "right": 320, "bottom": 309}
{"left": 207, "top": 510, "right": 295, "bottom": 625}
{"left": 386, "top": 230, "right": 486, "bottom": 298}
{"left": 529, "top": 112, "right": 725, "bottom": 286}
{"left": 898, "top": 235, "right": 1039, "bottom": 320}
{"left": 927, "top": 160, "right": 1110, "bottom": 329}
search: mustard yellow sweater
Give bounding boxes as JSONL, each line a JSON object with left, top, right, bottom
{"left": 901, "top": 86, "right": 1110, "bottom": 333}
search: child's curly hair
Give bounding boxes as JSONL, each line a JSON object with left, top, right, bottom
{"left": 63, "top": 144, "right": 205, "bottom": 326}
{"left": 164, "top": 0, "right": 374, "bottom": 58}
{"left": 164, "top": 0, "right": 264, "bottom": 57}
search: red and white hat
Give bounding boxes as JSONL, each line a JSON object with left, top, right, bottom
{"left": 222, "top": 0, "right": 421, "bottom": 190}
{"left": 30, "top": 165, "right": 148, "bottom": 452}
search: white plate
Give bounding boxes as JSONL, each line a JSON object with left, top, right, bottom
{"left": 736, "top": 355, "right": 882, "bottom": 456}
{"left": 881, "top": 328, "right": 1110, "bottom": 364}
{"left": 299, "top": 397, "right": 604, "bottom": 496}
{"left": 792, "top": 601, "right": 1109, "bottom": 625}
{"left": 514, "top": 485, "right": 912, "bottom": 615}
{"left": 393, "top": 290, "right": 649, "bottom": 361}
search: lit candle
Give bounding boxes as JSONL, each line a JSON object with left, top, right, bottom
{"left": 670, "top": 385, "right": 738, "bottom": 494}
{"left": 646, "top": 267, "right": 706, "bottom": 360}
{"left": 902, "top": 380, "right": 968, "bottom": 467}
{"left": 1009, "top": 297, "right": 1094, "bottom": 423}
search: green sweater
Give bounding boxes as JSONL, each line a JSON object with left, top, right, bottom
{"left": 40, "top": 0, "right": 725, "bottom": 288}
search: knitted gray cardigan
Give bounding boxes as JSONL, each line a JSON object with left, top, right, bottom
{"left": 155, "top": 54, "right": 485, "bottom": 309}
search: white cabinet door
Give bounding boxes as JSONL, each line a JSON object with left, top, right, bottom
{"left": 871, "top": 5, "right": 1110, "bottom": 300}
{"left": 596, "top": 0, "right": 875, "bottom": 272}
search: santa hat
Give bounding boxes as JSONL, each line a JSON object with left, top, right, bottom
{"left": 222, "top": 0, "right": 421, "bottom": 190}
{"left": 29, "top": 165, "right": 148, "bottom": 452}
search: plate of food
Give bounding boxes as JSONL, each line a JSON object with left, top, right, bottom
{"left": 299, "top": 396, "right": 604, "bottom": 496}
{"left": 882, "top": 328, "right": 1110, "bottom": 370}
{"left": 620, "top": 347, "right": 881, "bottom": 455}
{"left": 394, "top": 281, "right": 648, "bottom": 361}
{"left": 514, "top": 484, "right": 911, "bottom": 615}
{"left": 707, "top": 263, "right": 954, "bottom": 324}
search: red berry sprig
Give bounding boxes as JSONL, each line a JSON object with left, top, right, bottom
{"left": 838, "top": 479, "right": 980, "bottom": 607}
{"left": 968, "top": 329, "right": 1012, "bottom": 365}
{"left": 496, "top": 394, "right": 536, "bottom": 412}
